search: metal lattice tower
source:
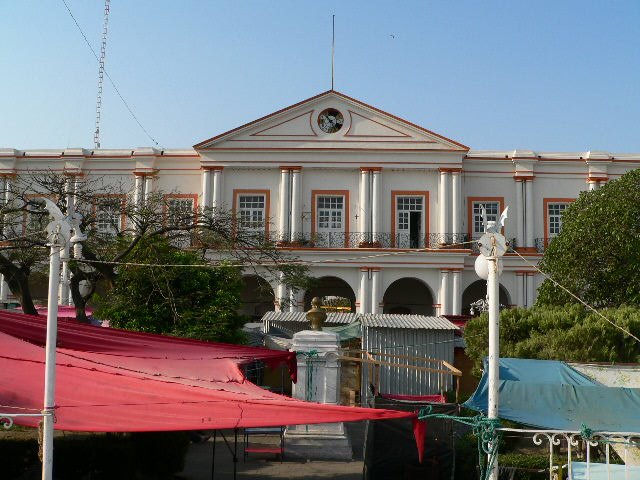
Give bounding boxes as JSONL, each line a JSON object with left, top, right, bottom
{"left": 94, "top": 0, "right": 110, "bottom": 149}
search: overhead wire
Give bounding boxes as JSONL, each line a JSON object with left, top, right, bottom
{"left": 509, "top": 247, "right": 640, "bottom": 344}
{"left": 28, "top": 223, "right": 640, "bottom": 345}
{"left": 59, "top": 0, "right": 161, "bottom": 148}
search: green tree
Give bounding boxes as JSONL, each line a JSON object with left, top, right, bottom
{"left": 536, "top": 169, "right": 640, "bottom": 307}
{"left": 464, "top": 305, "right": 640, "bottom": 376}
{"left": 95, "top": 238, "right": 247, "bottom": 343}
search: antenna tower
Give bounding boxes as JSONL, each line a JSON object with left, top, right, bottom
{"left": 94, "top": 0, "right": 111, "bottom": 149}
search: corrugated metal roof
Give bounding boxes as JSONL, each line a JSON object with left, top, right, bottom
{"left": 261, "top": 312, "right": 457, "bottom": 330}
{"left": 360, "top": 314, "right": 458, "bottom": 330}
{"left": 261, "top": 311, "right": 358, "bottom": 325}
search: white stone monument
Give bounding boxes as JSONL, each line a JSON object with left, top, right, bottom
{"left": 284, "top": 298, "right": 352, "bottom": 460}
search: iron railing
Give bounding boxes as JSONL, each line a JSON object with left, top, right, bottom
{"left": 271, "top": 231, "right": 476, "bottom": 249}
{"left": 498, "top": 428, "right": 640, "bottom": 480}
{"left": 535, "top": 237, "right": 546, "bottom": 253}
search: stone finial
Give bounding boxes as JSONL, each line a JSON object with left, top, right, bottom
{"left": 306, "top": 297, "right": 327, "bottom": 331}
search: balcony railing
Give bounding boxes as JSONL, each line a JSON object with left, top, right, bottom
{"left": 535, "top": 237, "right": 546, "bottom": 253}
{"left": 271, "top": 232, "right": 476, "bottom": 249}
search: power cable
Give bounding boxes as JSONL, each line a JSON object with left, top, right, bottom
{"left": 59, "top": 0, "right": 161, "bottom": 148}
{"left": 509, "top": 247, "right": 640, "bottom": 344}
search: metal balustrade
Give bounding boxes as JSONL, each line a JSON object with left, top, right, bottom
{"left": 270, "top": 232, "right": 476, "bottom": 249}
{"left": 498, "top": 428, "right": 640, "bottom": 480}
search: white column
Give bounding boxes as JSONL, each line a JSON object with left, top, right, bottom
{"left": 526, "top": 273, "right": 535, "bottom": 307}
{"left": 0, "top": 276, "right": 7, "bottom": 302}
{"left": 516, "top": 272, "right": 525, "bottom": 307}
{"left": 451, "top": 269, "right": 461, "bottom": 315}
{"left": 278, "top": 168, "right": 290, "bottom": 242}
{"left": 212, "top": 168, "right": 223, "bottom": 212}
{"left": 439, "top": 170, "right": 450, "bottom": 240}
{"left": 144, "top": 175, "right": 154, "bottom": 201}
{"left": 370, "top": 268, "right": 381, "bottom": 314}
{"left": 359, "top": 169, "right": 371, "bottom": 237}
{"left": 3, "top": 175, "right": 11, "bottom": 205}
{"left": 276, "top": 280, "right": 287, "bottom": 312}
{"left": 515, "top": 179, "right": 524, "bottom": 250}
{"left": 359, "top": 268, "right": 369, "bottom": 314}
{"left": 59, "top": 176, "right": 76, "bottom": 306}
{"left": 289, "top": 289, "right": 304, "bottom": 312}
{"left": 0, "top": 177, "right": 8, "bottom": 301}
{"left": 134, "top": 175, "right": 145, "bottom": 207}
{"left": 371, "top": 170, "right": 381, "bottom": 244}
{"left": 201, "top": 168, "right": 212, "bottom": 209}
{"left": 451, "top": 170, "right": 461, "bottom": 243}
{"left": 290, "top": 168, "right": 301, "bottom": 240}
{"left": 439, "top": 269, "right": 450, "bottom": 315}
{"left": 524, "top": 179, "right": 534, "bottom": 249}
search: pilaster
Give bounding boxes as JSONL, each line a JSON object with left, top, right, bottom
{"left": 359, "top": 267, "right": 370, "bottom": 314}
{"left": 451, "top": 269, "right": 462, "bottom": 315}
{"left": 439, "top": 269, "right": 450, "bottom": 315}
{"left": 291, "top": 168, "right": 302, "bottom": 240}
{"left": 279, "top": 168, "right": 291, "bottom": 241}
{"left": 371, "top": 169, "right": 381, "bottom": 244}
{"left": 370, "top": 268, "right": 381, "bottom": 314}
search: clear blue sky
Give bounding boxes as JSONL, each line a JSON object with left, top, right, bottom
{"left": 1, "top": 1, "right": 639, "bottom": 151}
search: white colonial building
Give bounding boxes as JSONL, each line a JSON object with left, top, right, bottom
{"left": 2, "top": 90, "right": 638, "bottom": 317}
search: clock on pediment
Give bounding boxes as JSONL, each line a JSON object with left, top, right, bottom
{"left": 317, "top": 108, "right": 344, "bottom": 134}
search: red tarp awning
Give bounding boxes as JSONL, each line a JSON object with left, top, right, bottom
{"left": 0, "top": 311, "right": 416, "bottom": 432}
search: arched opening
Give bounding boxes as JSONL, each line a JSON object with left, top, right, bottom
{"left": 303, "top": 276, "right": 356, "bottom": 312}
{"left": 462, "top": 280, "right": 511, "bottom": 316}
{"left": 239, "top": 275, "right": 275, "bottom": 320}
{"left": 383, "top": 278, "right": 435, "bottom": 315}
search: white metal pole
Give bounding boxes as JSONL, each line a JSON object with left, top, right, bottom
{"left": 42, "top": 233, "right": 62, "bottom": 480}
{"left": 487, "top": 253, "right": 500, "bottom": 480}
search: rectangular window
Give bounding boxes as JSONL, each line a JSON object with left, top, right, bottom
{"left": 472, "top": 201, "right": 500, "bottom": 235}
{"left": 167, "top": 198, "right": 195, "bottom": 227}
{"left": 396, "top": 196, "right": 423, "bottom": 248}
{"left": 96, "top": 198, "right": 124, "bottom": 236}
{"left": 238, "top": 195, "right": 266, "bottom": 231}
{"left": 317, "top": 196, "right": 343, "bottom": 230}
{"left": 314, "top": 194, "right": 345, "bottom": 247}
{"left": 547, "top": 203, "right": 569, "bottom": 237}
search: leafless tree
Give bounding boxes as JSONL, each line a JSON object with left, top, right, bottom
{"left": 0, "top": 171, "right": 309, "bottom": 321}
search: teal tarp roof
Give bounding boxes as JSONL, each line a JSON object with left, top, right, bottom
{"left": 464, "top": 358, "right": 640, "bottom": 433}
{"left": 324, "top": 320, "right": 362, "bottom": 341}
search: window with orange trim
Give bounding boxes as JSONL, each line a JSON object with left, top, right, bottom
{"left": 237, "top": 194, "right": 266, "bottom": 232}
{"left": 547, "top": 202, "right": 570, "bottom": 238}
{"left": 95, "top": 196, "right": 125, "bottom": 237}
{"left": 471, "top": 201, "right": 500, "bottom": 235}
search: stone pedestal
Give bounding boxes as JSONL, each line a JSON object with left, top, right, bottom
{"left": 284, "top": 330, "right": 352, "bottom": 460}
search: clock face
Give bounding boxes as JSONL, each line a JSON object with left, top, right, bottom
{"left": 317, "top": 108, "right": 344, "bottom": 134}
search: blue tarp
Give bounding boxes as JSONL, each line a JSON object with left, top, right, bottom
{"left": 464, "top": 358, "right": 640, "bottom": 432}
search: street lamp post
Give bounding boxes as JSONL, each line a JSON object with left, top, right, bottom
{"left": 475, "top": 206, "right": 508, "bottom": 480}
{"left": 38, "top": 199, "right": 85, "bottom": 480}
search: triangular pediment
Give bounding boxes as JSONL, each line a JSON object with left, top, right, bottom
{"left": 194, "top": 91, "right": 468, "bottom": 151}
